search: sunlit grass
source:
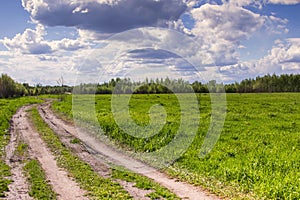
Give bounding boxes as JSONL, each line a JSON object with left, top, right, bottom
{"left": 53, "top": 93, "right": 300, "bottom": 199}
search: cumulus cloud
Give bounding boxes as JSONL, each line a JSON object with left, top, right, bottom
{"left": 268, "top": 0, "right": 300, "bottom": 5}
{"left": 269, "top": 38, "right": 300, "bottom": 64}
{"left": 190, "top": 3, "right": 265, "bottom": 66}
{"left": 1, "top": 0, "right": 298, "bottom": 84}
{"left": 191, "top": 3, "right": 265, "bottom": 43}
{"left": 224, "top": 0, "right": 300, "bottom": 6}
{"left": 53, "top": 38, "right": 87, "bottom": 51}
{"left": 224, "top": 0, "right": 264, "bottom": 8}
{"left": 1, "top": 25, "right": 52, "bottom": 54}
{"left": 219, "top": 38, "right": 300, "bottom": 81}
{"left": 22, "top": 0, "right": 187, "bottom": 34}
{"left": 222, "top": 0, "right": 300, "bottom": 9}
{"left": 187, "top": 2, "right": 291, "bottom": 67}
{"left": 0, "top": 25, "right": 87, "bottom": 54}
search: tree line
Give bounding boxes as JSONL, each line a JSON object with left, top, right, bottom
{"left": 76, "top": 74, "right": 300, "bottom": 94}
{"left": 0, "top": 74, "right": 72, "bottom": 98}
{"left": 1, "top": 73, "right": 299, "bottom": 98}
{"left": 225, "top": 74, "right": 300, "bottom": 93}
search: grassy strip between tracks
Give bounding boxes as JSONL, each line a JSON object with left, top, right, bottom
{"left": 15, "top": 142, "right": 57, "bottom": 200}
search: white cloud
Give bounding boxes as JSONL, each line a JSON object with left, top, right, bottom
{"left": 1, "top": 25, "right": 88, "bottom": 54}
{"left": 225, "top": 0, "right": 264, "bottom": 8}
{"left": 264, "top": 15, "right": 289, "bottom": 34}
{"left": 274, "top": 38, "right": 300, "bottom": 63}
{"left": 224, "top": 0, "right": 300, "bottom": 6}
{"left": 0, "top": 49, "right": 80, "bottom": 85}
{"left": 1, "top": 0, "right": 299, "bottom": 85}
{"left": 1, "top": 25, "right": 52, "bottom": 54}
{"left": 190, "top": 3, "right": 265, "bottom": 66}
{"left": 219, "top": 38, "right": 300, "bottom": 81}
{"left": 191, "top": 3, "right": 265, "bottom": 42}
{"left": 53, "top": 38, "right": 87, "bottom": 51}
{"left": 186, "top": 2, "right": 291, "bottom": 67}
{"left": 268, "top": 0, "right": 300, "bottom": 5}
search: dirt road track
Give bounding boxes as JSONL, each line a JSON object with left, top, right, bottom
{"left": 4, "top": 107, "right": 33, "bottom": 200}
{"left": 5, "top": 105, "right": 88, "bottom": 200}
{"left": 40, "top": 102, "right": 220, "bottom": 200}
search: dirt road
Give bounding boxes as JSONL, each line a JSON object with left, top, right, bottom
{"left": 4, "top": 107, "right": 33, "bottom": 200}
{"left": 4, "top": 105, "right": 88, "bottom": 200}
{"left": 39, "top": 102, "right": 219, "bottom": 200}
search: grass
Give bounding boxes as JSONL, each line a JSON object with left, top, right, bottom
{"left": 0, "top": 162, "right": 11, "bottom": 197}
{"left": 53, "top": 93, "right": 300, "bottom": 199}
{"left": 24, "top": 160, "right": 57, "bottom": 200}
{"left": 0, "top": 97, "right": 41, "bottom": 197}
{"left": 15, "top": 141, "right": 56, "bottom": 200}
{"left": 16, "top": 143, "right": 29, "bottom": 157}
{"left": 112, "top": 167, "right": 179, "bottom": 200}
{"left": 29, "top": 107, "right": 132, "bottom": 199}
{"left": 29, "top": 106, "right": 179, "bottom": 199}
{"left": 0, "top": 95, "right": 180, "bottom": 199}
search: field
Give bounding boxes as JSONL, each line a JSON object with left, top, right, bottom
{"left": 0, "top": 97, "right": 41, "bottom": 196}
{"left": 53, "top": 93, "right": 300, "bottom": 199}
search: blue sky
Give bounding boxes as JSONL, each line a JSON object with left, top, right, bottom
{"left": 0, "top": 0, "right": 300, "bottom": 85}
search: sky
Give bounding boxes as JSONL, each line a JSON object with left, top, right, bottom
{"left": 0, "top": 0, "right": 300, "bottom": 85}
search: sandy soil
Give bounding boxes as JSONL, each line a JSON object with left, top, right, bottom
{"left": 4, "top": 105, "right": 89, "bottom": 200}
{"left": 40, "top": 102, "right": 220, "bottom": 200}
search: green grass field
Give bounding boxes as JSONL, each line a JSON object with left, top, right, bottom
{"left": 0, "top": 97, "right": 41, "bottom": 197}
{"left": 53, "top": 93, "right": 300, "bottom": 199}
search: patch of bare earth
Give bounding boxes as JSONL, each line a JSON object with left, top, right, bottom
{"left": 40, "top": 102, "right": 220, "bottom": 200}
{"left": 5, "top": 105, "right": 89, "bottom": 200}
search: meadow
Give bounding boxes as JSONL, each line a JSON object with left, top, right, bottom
{"left": 53, "top": 93, "right": 300, "bottom": 199}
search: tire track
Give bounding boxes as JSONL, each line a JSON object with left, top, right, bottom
{"left": 5, "top": 105, "right": 89, "bottom": 200}
{"left": 4, "top": 109, "right": 32, "bottom": 200}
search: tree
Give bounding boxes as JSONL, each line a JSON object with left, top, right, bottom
{"left": 0, "top": 74, "right": 17, "bottom": 98}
